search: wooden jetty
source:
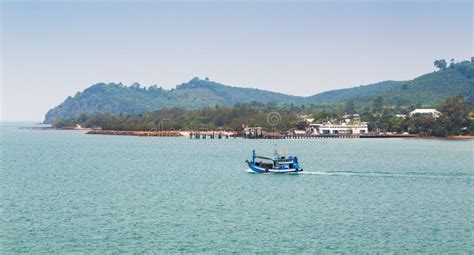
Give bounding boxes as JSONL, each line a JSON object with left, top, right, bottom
{"left": 87, "top": 130, "right": 183, "bottom": 137}
{"left": 241, "top": 132, "right": 416, "bottom": 139}
{"left": 241, "top": 130, "right": 361, "bottom": 139}
{"left": 360, "top": 134, "right": 417, "bottom": 138}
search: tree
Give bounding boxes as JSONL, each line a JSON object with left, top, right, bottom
{"left": 437, "top": 97, "right": 471, "bottom": 135}
{"left": 312, "top": 110, "right": 334, "bottom": 123}
{"left": 450, "top": 58, "right": 456, "bottom": 67}
{"left": 371, "top": 96, "right": 384, "bottom": 115}
{"left": 296, "top": 120, "right": 308, "bottom": 130}
{"left": 130, "top": 82, "right": 141, "bottom": 90}
{"left": 434, "top": 59, "right": 447, "bottom": 70}
{"left": 344, "top": 100, "right": 356, "bottom": 114}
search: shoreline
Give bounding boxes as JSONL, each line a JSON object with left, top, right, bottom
{"left": 22, "top": 127, "right": 474, "bottom": 140}
{"left": 85, "top": 129, "right": 412, "bottom": 139}
{"left": 446, "top": 135, "right": 474, "bottom": 139}
{"left": 84, "top": 130, "right": 474, "bottom": 140}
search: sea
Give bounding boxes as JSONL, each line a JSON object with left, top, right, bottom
{"left": 1, "top": 123, "right": 473, "bottom": 253}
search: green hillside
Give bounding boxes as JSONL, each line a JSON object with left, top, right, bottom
{"left": 381, "top": 61, "right": 474, "bottom": 106}
{"left": 44, "top": 60, "right": 474, "bottom": 123}
{"left": 307, "top": 80, "right": 402, "bottom": 104}
{"left": 310, "top": 61, "right": 474, "bottom": 108}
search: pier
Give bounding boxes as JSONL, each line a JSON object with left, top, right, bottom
{"left": 87, "top": 130, "right": 183, "bottom": 137}
{"left": 86, "top": 129, "right": 417, "bottom": 139}
{"left": 243, "top": 132, "right": 361, "bottom": 139}
{"left": 188, "top": 131, "right": 234, "bottom": 139}
{"left": 240, "top": 131, "right": 416, "bottom": 139}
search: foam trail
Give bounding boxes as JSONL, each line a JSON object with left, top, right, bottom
{"left": 300, "top": 171, "right": 355, "bottom": 176}
{"left": 301, "top": 170, "right": 402, "bottom": 177}
{"left": 245, "top": 169, "right": 472, "bottom": 178}
{"left": 300, "top": 170, "right": 473, "bottom": 179}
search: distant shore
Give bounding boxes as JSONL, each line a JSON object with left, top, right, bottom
{"left": 446, "top": 135, "right": 474, "bottom": 139}
{"left": 85, "top": 129, "right": 414, "bottom": 139}
{"left": 84, "top": 130, "right": 474, "bottom": 140}
{"left": 22, "top": 126, "right": 474, "bottom": 140}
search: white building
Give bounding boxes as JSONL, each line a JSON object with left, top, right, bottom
{"left": 243, "top": 126, "right": 263, "bottom": 137}
{"left": 308, "top": 122, "right": 368, "bottom": 135}
{"left": 304, "top": 114, "right": 368, "bottom": 135}
{"left": 409, "top": 109, "right": 441, "bottom": 118}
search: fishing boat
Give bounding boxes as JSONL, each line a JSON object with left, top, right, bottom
{"left": 245, "top": 149, "right": 303, "bottom": 173}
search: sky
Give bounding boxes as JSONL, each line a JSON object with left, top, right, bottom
{"left": 1, "top": 0, "right": 472, "bottom": 121}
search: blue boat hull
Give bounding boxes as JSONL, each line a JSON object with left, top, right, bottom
{"left": 247, "top": 162, "right": 303, "bottom": 173}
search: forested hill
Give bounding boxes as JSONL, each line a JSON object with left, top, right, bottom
{"left": 380, "top": 60, "right": 474, "bottom": 105}
{"left": 44, "top": 60, "right": 474, "bottom": 123}
{"left": 314, "top": 60, "right": 474, "bottom": 107}
{"left": 307, "top": 80, "right": 402, "bottom": 104}
{"left": 43, "top": 78, "right": 304, "bottom": 123}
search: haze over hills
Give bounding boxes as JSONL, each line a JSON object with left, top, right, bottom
{"left": 44, "top": 60, "right": 474, "bottom": 123}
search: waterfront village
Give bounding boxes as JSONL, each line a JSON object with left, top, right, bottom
{"left": 239, "top": 109, "right": 445, "bottom": 139}
{"left": 242, "top": 113, "right": 369, "bottom": 139}
{"left": 243, "top": 109, "right": 445, "bottom": 139}
{"left": 87, "top": 108, "right": 445, "bottom": 139}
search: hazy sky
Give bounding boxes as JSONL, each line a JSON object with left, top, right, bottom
{"left": 1, "top": 0, "right": 472, "bottom": 121}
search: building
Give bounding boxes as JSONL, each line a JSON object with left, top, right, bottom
{"left": 306, "top": 114, "right": 368, "bottom": 135}
{"left": 409, "top": 109, "right": 441, "bottom": 118}
{"left": 242, "top": 126, "right": 263, "bottom": 138}
{"left": 308, "top": 122, "right": 368, "bottom": 135}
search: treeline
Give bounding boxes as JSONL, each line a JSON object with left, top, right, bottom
{"left": 52, "top": 102, "right": 314, "bottom": 131}
{"left": 357, "top": 97, "right": 473, "bottom": 136}
{"left": 53, "top": 97, "right": 473, "bottom": 137}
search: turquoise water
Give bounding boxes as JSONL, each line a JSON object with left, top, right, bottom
{"left": 1, "top": 124, "right": 473, "bottom": 253}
